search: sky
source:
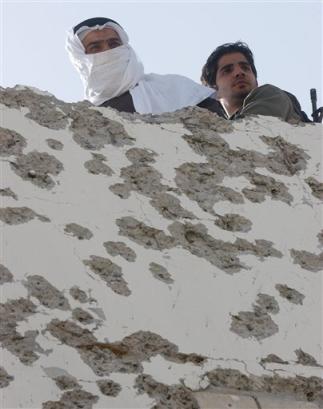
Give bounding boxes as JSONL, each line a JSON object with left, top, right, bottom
{"left": 1, "top": 0, "right": 322, "bottom": 117}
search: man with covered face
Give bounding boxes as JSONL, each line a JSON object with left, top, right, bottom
{"left": 66, "top": 17, "right": 223, "bottom": 115}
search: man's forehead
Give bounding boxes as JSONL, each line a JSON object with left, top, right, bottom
{"left": 82, "top": 27, "right": 120, "bottom": 45}
{"left": 218, "top": 52, "right": 249, "bottom": 67}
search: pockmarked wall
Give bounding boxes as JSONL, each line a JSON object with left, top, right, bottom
{"left": 0, "top": 86, "right": 322, "bottom": 408}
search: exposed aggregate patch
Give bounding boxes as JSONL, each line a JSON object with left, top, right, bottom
{"left": 290, "top": 249, "right": 323, "bottom": 272}
{"left": 0, "top": 264, "right": 14, "bottom": 284}
{"left": 54, "top": 374, "right": 80, "bottom": 391}
{"left": 214, "top": 213, "right": 252, "bottom": 232}
{"left": 96, "top": 379, "right": 121, "bottom": 397}
{"left": 42, "top": 389, "right": 98, "bottom": 409}
{"left": 84, "top": 153, "right": 113, "bottom": 176}
{"left": 117, "top": 217, "right": 282, "bottom": 274}
{"left": 260, "top": 354, "right": 289, "bottom": 366}
{"left": 103, "top": 241, "right": 137, "bottom": 262}
{"left": 0, "top": 366, "right": 14, "bottom": 388}
{"left": 24, "top": 275, "right": 70, "bottom": 310}
{"left": 295, "top": 349, "right": 321, "bottom": 367}
{"left": 135, "top": 374, "right": 199, "bottom": 409}
{"left": 69, "top": 286, "right": 90, "bottom": 304}
{"left": 275, "top": 284, "right": 305, "bottom": 305}
{"left": 230, "top": 293, "right": 279, "bottom": 340}
{"left": 72, "top": 308, "right": 95, "bottom": 325}
{"left": 83, "top": 256, "right": 131, "bottom": 296}
{"left": 150, "top": 193, "right": 195, "bottom": 220}
{"left": 10, "top": 151, "right": 63, "bottom": 189}
{"left": 47, "top": 320, "right": 205, "bottom": 377}
{"left": 0, "top": 127, "right": 27, "bottom": 156}
{"left": 0, "top": 298, "right": 44, "bottom": 364}
{"left": 206, "top": 368, "right": 323, "bottom": 403}
{"left": 64, "top": 223, "right": 93, "bottom": 240}
{"left": 69, "top": 108, "right": 133, "bottom": 150}
{"left": 0, "top": 86, "right": 70, "bottom": 130}
{"left": 0, "top": 206, "right": 50, "bottom": 225}
{"left": 0, "top": 187, "right": 18, "bottom": 200}
{"left": 149, "top": 262, "right": 174, "bottom": 284}
{"left": 46, "top": 138, "right": 64, "bottom": 151}
{"left": 125, "top": 147, "right": 157, "bottom": 164}
{"left": 305, "top": 177, "right": 323, "bottom": 200}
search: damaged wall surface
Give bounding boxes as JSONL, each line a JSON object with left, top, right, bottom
{"left": 0, "top": 86, "right": 322, "bottom": 408}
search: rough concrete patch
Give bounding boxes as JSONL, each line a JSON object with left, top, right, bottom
{"left": 46, "top": 139, "right": 64, "bottom": 151}
{"left": 64, "top": 223, "right": 93, "bottom": 240}
{"left": 0, "top": 206, "right": 50, "bottom": 225}
{"left": 260, "top": 354, "right": 289, "bottom": 365}
{"left": 175, "top": 162, "right": 244, "bottom": 214}
{"left": 116, "top": 216, "right": 175, "bottom": 250}
{"left": 0, "top": 366, "right": 14, "bottom": 388}
{"left": 83, "top": 256, "right": 131, "bottom": 296}
{"left": 261, "top": 135, "right": 309, "bottom": 176}
{"left": 0, "top": 86, "right": 70, "bottom": 130}
{"left": 54, "top": 375, "right": 80, "bottom": 391}
{"left": 42, "top": 388, "right": 98, "bottom": 409}
{"left": 72, "top": 308, "right": 95, "bottom": 325}
{"left": 10, "top": 151, "right": 63, "bottom": 189}
{"left": 23, "top": 275, "right": 70, "bottom": 310}
{"left": 70, "top": 108, "right": 134, "bottom": 150}
{"left": 120, "top": 163, "right": 169, "bottom": 197}
{"left": 305, "top": 177, "right": 323, "bottom": 200}
{"left": 206, "top": 368, "right": 323, "bottom": 403}
{"left": 230, "top": 311, "right": 279, "bottom": 340}
{"left": 150, "top": 193, "right": 195, "bottom": 220}
{"left": 290, "top": 249, "right": 323, "bottom": 272}
{"left": 214, "top": 213, "right": 252, "bottom": 232}
{"left": 47, "top": 319, "right": 96, "bottom": 348}
{"left": 275, "top": 284, "right": 305, "bottom": 305}
{"left": 109, "top": 183, "right": 130, "bottom": 199}
{"left": 149, "top": 262, "right": 174, "bottom": 284}
{"left": 103, "top": 241, "right": 137, "bottom": 262}
{"left": 253, "top": 293, "right": 280, "bottom": 315}
{"left": 295, "top": 349, "right": 321, "bottom": 367}
{"left": 317, "top": 231, "right": 323, "bottom": 247}
{"left": 243, "top": 173, "right": 292, "bottom": 204}
{"left": 96, "top": 379, "right": 121, "bottom": 397}
{"left": 0, "top": 187, "right": 18, "bottom": 200}
{"left": 126, "top": 147, "right": 157, "bottom": 164}
{"left": 135, "top": 374, "right": 200, "bottom": 409}
{"left": 234, "top": 238, "right": 283, "bottom": 259}
{"left": 84, "top": 153, "right": 113, "bottom": 176}
{"left": 3, "top": 329, "right": 43, "bottom": 365}
{"left": 0, "top": 127, "right": 27, "bottom": 156}
{"left": 0, "top": 264, "right": 14, "bottom": 284}
{"left": 69, "top": 286, "right": 89, "bottom": 304}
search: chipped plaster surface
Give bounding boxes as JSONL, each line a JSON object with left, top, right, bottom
{"left": 0, "top": 86, "right": 322, "bottom": 408}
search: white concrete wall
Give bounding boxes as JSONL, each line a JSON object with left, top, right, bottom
{"left": 0, "top": 86, "right": 322, "bottom": 408}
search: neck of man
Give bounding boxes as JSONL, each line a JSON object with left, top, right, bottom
{"left": 220, "top": 96, "right": 244, "bottom": 117}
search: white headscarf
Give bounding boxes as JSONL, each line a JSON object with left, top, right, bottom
{"left": 66, "top": 20, "right": 215, "bottom": 114}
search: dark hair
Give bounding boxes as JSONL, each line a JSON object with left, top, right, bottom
{"left": 73, "top": 17, "right": 121, "bottom": 34}
{"left": 201, "top": 42, "right": 257, "bottom": 87}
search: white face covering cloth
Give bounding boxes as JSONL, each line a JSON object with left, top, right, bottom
{"left": 66, "top": 22, "right": 215, "bottom": 113}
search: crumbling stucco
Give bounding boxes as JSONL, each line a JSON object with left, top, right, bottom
{"left": 84, "top": 153, "right": 113, "bottom": 176}
{"left": 0, "top": 187, "right": 18, "bottom": 200}
{"left": 83, "top": 256, "right": 131, "bottom": 296}
{"left": 0, "top": 366, "right": 14, "bottom": 388}
{"left": 69, "top": 286, "right": 90, "bottom": 304}
{"left": 305, "top": 177, "right": 323, "bottom": 200}
{"left": 103, "top": 241, "right": 137, "bottom": 262}
{"left": 10, "top": 151, "right": 63, "bottom": 189}
{"left": 71, "top": 308, "right": 95, "bottom": 325}
{"left": 96, "top": 379, "right": 121, "bottom": 397}
{"left": 0, "top": 127, "right": 26, "bottom": 156}
{"left": 0, "top": 206, "right": 50, "bottom": 224}
{"left": 290, "top": 249, "right": 323, "bottom": 272}
{"left": 149, "top": 262, "right": 174, "bottom": 284}
{"left": 275, "top": 284, "right": 305, "bottom": 305}
{"left": 42, "top": 389, "right": 99, "bottom": 409}
{"left": 46, "top": 138, "right": 64, "bottom": 151}
{"left": 64, "top": 223, "right": 93, "bottom": 240}
{"left": 0, "top": 264, "right": 14, "bottom": 285}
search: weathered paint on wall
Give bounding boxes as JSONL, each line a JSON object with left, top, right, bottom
{"left": 0, "top": 86, "right": 322, "bottom": 408}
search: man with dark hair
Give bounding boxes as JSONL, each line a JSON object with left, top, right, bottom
{"left": 66, "top": 17, "right": 223, "bottom": 115}
{"left": 201, "top": 42, "right": 310, "bottom": 122}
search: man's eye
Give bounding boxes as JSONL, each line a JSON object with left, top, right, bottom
{"left": 109, "top": 40, "right": 121, "bottom": 48}
{"left": 241, "top": 64, "right": 251, "bottom": 71}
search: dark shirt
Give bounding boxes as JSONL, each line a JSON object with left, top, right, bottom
{"left": 100, "top": 91, "right": 225, "bottom": 116}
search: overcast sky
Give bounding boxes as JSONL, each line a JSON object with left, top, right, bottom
{"left": 1, "top": 1, "right": 322, "bottom": 116}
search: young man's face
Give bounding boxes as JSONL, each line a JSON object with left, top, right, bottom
{"left": 82, "top": 28, "right": 122, "bottom": 54}
{"left": 215, "top": 52, "right": 258, "bottom": 103}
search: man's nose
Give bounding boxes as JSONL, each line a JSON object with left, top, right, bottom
{"left": 233, "top": 65, "right": 245, "bottom": 77}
